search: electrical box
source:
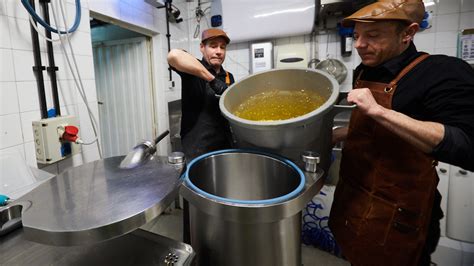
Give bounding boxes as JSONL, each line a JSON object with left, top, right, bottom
{"left": 250, "top": 42, "right": 273, "bottom": 74}
{"left": 33, "top": 116, "right": 81, "bottom": 164}
{"left": 275, "top": 44, "right": 308, "bottom": 69}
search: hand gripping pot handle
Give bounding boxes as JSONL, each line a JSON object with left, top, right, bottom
{"left": 329, "top": 103, "right": 356, "bottom": 119}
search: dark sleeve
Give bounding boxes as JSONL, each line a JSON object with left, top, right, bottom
{"left": 423, "top": 56, "right": 474, "bottom": 171}
{"left": 169, "top": 64, "right": 192, "bottom": 79}
{"left": 432, "top": 125, "right": 474, "bottom": 171}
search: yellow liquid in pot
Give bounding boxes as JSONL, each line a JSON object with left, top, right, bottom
{"left": 233, "top": 89, "right": 326, "bottom": 121}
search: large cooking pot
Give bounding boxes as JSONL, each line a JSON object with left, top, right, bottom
{"left": 180, "top": 149, "right": 324, "bottom": 266}
{"left": 219, "top": 68, "right": 353, "bottom": 173}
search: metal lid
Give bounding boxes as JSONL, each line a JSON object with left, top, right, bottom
{"left": 18, "top": 156, "right": 184, "bottom": 246}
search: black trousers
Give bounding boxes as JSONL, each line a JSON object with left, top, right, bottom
{"left": 418, "top": 190, "right": 444, "bottom": 266}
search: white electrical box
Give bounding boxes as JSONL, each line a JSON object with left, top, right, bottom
{"left": 250, "top": 42, "right": 273, "bottom": 74}
{"left": 33, "top": 116, "right": 81, "bottom": 164}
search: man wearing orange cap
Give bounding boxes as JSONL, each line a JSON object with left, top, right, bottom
{"left": 168, "top": 29, "right": 234, "bottom": 159}
{"left": 329, "top": 0, "right": 474, "bottom": 265}
{"left": 168, "top": 28, "right": 234, "bottom": 244}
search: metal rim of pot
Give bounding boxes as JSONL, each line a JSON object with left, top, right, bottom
{"left": 183, "top": 149, "right": 306, "bottom": 205}
{"left": 219, "top": 68, "right": 340, "bottom": 128}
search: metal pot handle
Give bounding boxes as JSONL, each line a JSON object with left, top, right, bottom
{"left": 328, "top": 103, "right": 356, "bottom": 119}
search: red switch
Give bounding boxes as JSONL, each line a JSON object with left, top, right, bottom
{"left": 62, "top": 125, "right": 79, "bottom": 143}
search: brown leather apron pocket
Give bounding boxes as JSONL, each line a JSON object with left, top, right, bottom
{"left": 360, "top": 196, "right": 396, "bottom": 246}
{"left": 387, "top": 207, "right": 423, "bottom": 243}
{"left": 332, "top": 182, "right": 371, "bottom": 235}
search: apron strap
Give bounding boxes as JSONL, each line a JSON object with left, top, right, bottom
{"left": 388, "top": 53, "right": 430, "bottom": 88}
{"left": 225, "top": 71, "right": 231, "bottom": 86}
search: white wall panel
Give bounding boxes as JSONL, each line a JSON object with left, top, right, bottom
{"left": 0, "top": 49, "right": 15, "bottom": 82}
{"left": 0, "top": 113, "right": 23, "bottom": 149}
{"left": 0, "top": 82, "right": 19, "bottom": 115}
{"left": 0, "top": 15, "right": 12, "bottom": 48}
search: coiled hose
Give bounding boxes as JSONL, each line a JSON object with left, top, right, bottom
{"left": 21, "top": 0, "right": 81, "bottom": 34}
{"left": 302, "top": 191, "right": 341, "bottom": 256}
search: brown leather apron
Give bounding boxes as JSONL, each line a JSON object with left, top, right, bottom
{"left": 329, "top": 54, "right": 439, "bottom": 266}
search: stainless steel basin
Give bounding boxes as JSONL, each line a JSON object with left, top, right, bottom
{"left": 0, "top": 203, "right": 24, "bottom": 236}
{"left": 180, "top": 149, "right": 324, "bottom": 266}
{"left": 187, "top": 151, "right": 304, "bottom": 202}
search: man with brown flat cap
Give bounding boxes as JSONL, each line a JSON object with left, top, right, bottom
{"left": 329, "top": 0, "right": 474, "bottom": 265}
{"left": 168, "top": 28, "right": 235, "bottom": 159}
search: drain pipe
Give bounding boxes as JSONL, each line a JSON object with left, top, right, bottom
{"left": 155, "top": 0, "right": 174, "bottom": 88}
{"left": 165, "top": 0, "right": 172, "bottom": 84}
{"left": 28, "top": 0, "right": 48, "bottom": 119}
{"left": 40, "top": 0, "right": 61, "bottom": 116}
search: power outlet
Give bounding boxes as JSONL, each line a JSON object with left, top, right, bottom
{"left": 33, "top": 116, "right": 82, "bottom": 164}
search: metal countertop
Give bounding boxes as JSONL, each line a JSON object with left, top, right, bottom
{"left": 15, "top": 156, "right": 184, "bottom": 246}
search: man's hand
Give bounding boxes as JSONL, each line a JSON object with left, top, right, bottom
{"left": 209, "top": 78, "right": 228, "bottom": 95}
{"left": 347, "top": 88, "right": 385, "bottom": 118}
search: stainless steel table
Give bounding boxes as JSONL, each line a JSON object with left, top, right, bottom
{"left": 8, "top": 156, "right": 185, "bottom": 246}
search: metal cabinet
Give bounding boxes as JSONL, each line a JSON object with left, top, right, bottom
{"left": 446, "top": 166, "right": 474, "bottom": 243}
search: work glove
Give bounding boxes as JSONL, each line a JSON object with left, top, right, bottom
{"left": 209, "top": 78, "right": 228, "bottom": 96}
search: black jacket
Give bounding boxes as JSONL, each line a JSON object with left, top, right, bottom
{"left": 172, "top": 58, "right": 235, "bottom": 159}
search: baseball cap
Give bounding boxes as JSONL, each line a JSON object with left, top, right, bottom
{"left": 341, "top": 0, "right": 425, "bottom": 27}
{"left": 201, "top": 28, "right": 230, "bottom": 44}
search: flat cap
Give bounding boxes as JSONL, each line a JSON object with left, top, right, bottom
{"left": 342, "top": 0, "right": 425, "bottom": 27}
{"left": 201, "top": 28, "right": 230, "bottom": 44}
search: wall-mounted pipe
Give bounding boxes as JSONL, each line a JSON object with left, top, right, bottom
{"left": 155, "top": 0, "right": 177, "bottom": 88}
{"left": 28, "top": 0, "right": 48, "bottom": 119}
{"left": 40, "top": 0, "right": 61, "bottom": 116}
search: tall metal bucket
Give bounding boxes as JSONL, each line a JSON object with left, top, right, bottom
{"left": 180, "top": 149, "right": 324, "bottom": 266}
{"left": 219, "top": 68, "right": 352, "bottom": 173}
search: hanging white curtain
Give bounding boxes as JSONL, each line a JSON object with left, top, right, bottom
{"left": 93, "top": 37, "right": 154, "bottom": 158}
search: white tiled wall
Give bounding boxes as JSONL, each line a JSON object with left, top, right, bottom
{"left": 0, "top": 0, "right": 99, "bottom": 175}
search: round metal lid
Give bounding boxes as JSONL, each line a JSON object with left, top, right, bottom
{"left": 18, "top": 156, "right": 184, "bottom": 246}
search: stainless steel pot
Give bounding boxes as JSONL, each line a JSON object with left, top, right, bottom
{"left": 219, "top": 68, "right": 353, "bottom": 173}
{"left": 180, "top": 150, "right": 324, "bottom": 266}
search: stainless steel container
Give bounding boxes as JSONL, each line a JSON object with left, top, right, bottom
{"left": 219, "top": 68, "right": 353, "bottom": 173}
{"left": 180, "top": 150, "right": 324, "bottom": 266}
